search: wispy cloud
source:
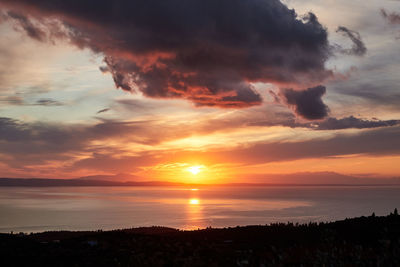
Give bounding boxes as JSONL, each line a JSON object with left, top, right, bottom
{"left": 381, "top": 8, "right": 400, "bottom": 25}
{"left": 34, "top": 98, "right": 64, "bottom": 106}
{"left": 0, "top": 97, "right": 63, "bottom": 106}
{"left": 335, "top": 26, "right": 367, "bottom": 56}
{"left": 96, "top": 108, "right": 110, "bottom": 114}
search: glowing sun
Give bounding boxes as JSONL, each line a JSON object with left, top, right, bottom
{"left": 186, "top": 165, "right": 204, "bottom": 175}
{"left": 189, "top": 198, "right": 199, "bottom": 205}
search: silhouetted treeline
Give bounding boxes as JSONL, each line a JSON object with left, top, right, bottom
{"left": 1, "top": 210, "right": 399, "bottom": 266}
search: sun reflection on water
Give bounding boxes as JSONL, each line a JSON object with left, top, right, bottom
{"left": 185, "top": 193, "right": 204, "bottom": 230}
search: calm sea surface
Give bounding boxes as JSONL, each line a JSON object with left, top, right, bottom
{"left": 1, "top": 185, "right": 399, "bottom": 233}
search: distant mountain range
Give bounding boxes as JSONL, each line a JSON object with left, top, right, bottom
{"left": 76, "top": 173, "right": 140, "bottom": 182}
{"left": 0, "top": 172, "right": 399, "bottom": 187}
{"left": 0, "top": 178, "right": 180, "bottom": 187}
{"left": 241, "top": 171, "right": 400, "bottom": 185}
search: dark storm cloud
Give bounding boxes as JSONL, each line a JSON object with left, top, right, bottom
{"left": 280, "top": 85, "right": 329, "bottom": 120}
{"left": 0, "top": 0, "right": 332, "bottom": 107}
{"left": 381, "top": 9, "right": 400, "bottom": 24}
{"left": 335, "top": 26, "right": 367, "bottom": 56}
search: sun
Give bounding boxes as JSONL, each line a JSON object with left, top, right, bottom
{"left": 186, "top": 165, "right": 204, "bottom": 175}
{"left": 189, "top": 198, "right": 199, "bottom": 205}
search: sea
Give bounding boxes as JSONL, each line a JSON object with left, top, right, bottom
{"left": 1, "top": 185, "right": 399, "bottom": 233}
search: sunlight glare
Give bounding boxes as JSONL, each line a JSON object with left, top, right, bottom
{"left": 186, "top": 165, "right": 204, "bottom": 175}
{"left": 189, "top": 198, "right": 200, "bottom": 205}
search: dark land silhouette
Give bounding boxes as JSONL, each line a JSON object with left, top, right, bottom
{"left": 1, "top": 172, "right": 400, "bottom": 187}
{"left": 1, "top": 210, "right": 399, "bottom": 266}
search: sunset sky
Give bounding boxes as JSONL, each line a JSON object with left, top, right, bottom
{"left": 0, "top": 0, "right": 400, "bottom": 183}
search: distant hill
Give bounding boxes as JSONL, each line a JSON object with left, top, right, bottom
{"left": 0, "top": 172, "right": 399, "bottom": 187}
{"left": 77, "top": 173, "right": 140, "bottom": 182}
{"left": 242, "top": 171, "right": 400, "bottom": 185}
{"left": 0, "top": 178, "right": 181, "bottom": 187}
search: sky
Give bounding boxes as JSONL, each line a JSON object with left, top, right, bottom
{"left": 0, "top": 0, "right": 399, "bottom": 183}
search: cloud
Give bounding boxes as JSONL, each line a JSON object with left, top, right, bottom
{"left": 0, "top": 116, "right": 209, "bottom": 159}
{"left": 381, "top": 9, "right": 400, "bottom": 25}
{"left": 0, "top": 0, "right": 332, "bottom": 108}
{"left": 4, "top": 11, "right": 46, "bottom": 41}
{"left": 0, "top": 96, "right": 63, "bottom": 106}
{"left": 96, "top": 108, "right": 110, "bottom": 114}
{"left": 0, "top": 117, "right": 88, "bottom": 150}
{"left": 250, "top": 114, "right": 400, "bottom": 130}
{"left": 202, "top": 125, "right": 400, "bottom": 165}
{"left": 1, "top": 115, "right": 400, "bottom": 175}
{"left": 0, "top": 116, "right": 201, "bottom": 174}
{"left": 34, "top": 98, "right": 64, "bottom": 106}
{"left": 70, "top": 152, "right": 157, "bottom": 173}
{"left": 99, "top": 66, "right": 109, "bottom": 73}
{"left": 335, "top": 26, "right": 367, "bottom": 56}
{"left": 332, "top": 81, "right": 400, "bottom": 111}
{"left": 71, "top": 125, "right": 400, "bottom": 172}
{"left": 280, "top": 85, "right": 329, "bottom": 120}
{"left": 0, "top": 117, "right": 152, "bottom": 173}
{"left": 314, "top": 116, "right": 400, "bottom": 130}
{"left": 0, "top": 95, "right": 24, "bottom": 105}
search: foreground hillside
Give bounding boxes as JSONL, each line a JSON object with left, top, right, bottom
{"left": 1, "top": 211, "right": 400, "bottom": 266}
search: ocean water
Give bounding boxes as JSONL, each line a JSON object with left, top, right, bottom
{"left": 0, "top": 185, "right": 399, "bottom": 233}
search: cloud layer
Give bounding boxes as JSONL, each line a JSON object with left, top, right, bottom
{"left": 1, "top": 113, "right": 399, "bottom": 177}
{"left": 1, "top": 0, "right": 332, "bottom": 107}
